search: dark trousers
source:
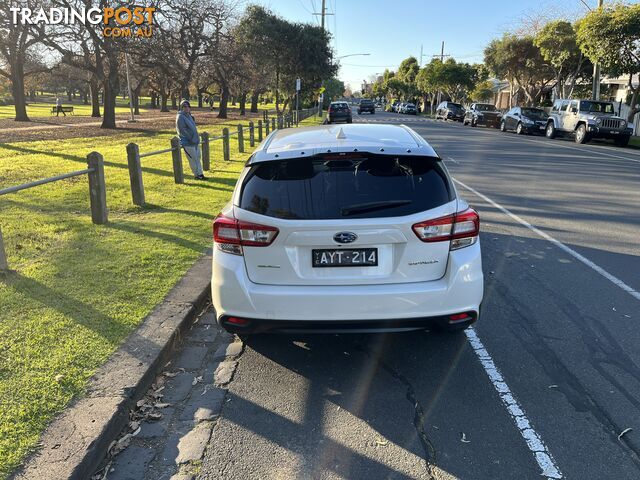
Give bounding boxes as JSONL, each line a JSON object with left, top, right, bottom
{"left": 56, "top": 105, "right": 66, "bottom": 117}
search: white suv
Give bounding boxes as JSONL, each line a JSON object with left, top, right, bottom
{"left": 211, "top": 124, "right": 484, "bottom": 334}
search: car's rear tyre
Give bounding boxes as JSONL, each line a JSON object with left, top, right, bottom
{"left": 615, "top": 135, "right": 630, "bottom": 147}
{"left": 516, "top": 122, "right": 524, "bottom": 135}
{"left": 347, "top": 118, "right": 353, "bottom": 123}
{"left": 545, "top": 122, "right": 556, "bottom": 139}
{"left": 500, "top": 121, "right": 506, "bottom": 132}
{"left": 575, "top": 124, "right": 589, "bottom": 144}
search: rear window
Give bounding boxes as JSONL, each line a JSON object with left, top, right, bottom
{"left": 331, "top": 103, "right": 348, "bottom": 110}
{"left": 239, "top": 155, "right": 453, "bottom": 220}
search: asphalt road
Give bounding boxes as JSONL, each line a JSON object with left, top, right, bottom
{"left": 198, "top": 111, "right": 640, "bottom": 480}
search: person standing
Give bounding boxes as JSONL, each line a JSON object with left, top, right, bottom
{"left": 176, "top": 99, "right": 206, "bottom": 180}
{"left": 55, "top": 97, "right": 66, "bottom": 117}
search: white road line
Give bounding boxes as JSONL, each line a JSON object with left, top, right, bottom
{"left": 454, "top": 178, "right": 640, "bottom": 302}
{"left": 465, "top": 328, "right": 563, "bottom": 479}
{"left": 446, "top": 156, "right": 459, "bottom": 164}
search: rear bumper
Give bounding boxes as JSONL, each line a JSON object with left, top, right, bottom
{"left": 328, "top": 114, "right": 351, "bottom": 122}
{"left": 219, "top": 311, "right": 478, "bottom": 334}
{"left": 211, "top": 241, "right": 484, "bottom": 332}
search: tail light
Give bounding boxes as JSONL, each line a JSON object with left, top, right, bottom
{"left": 412, "top": 208, "right": 479, "bottom": 250}
{"left": 213, "top": 214, "right": 278, "bottom": 255}
{"left": 328, "top": 106, "right": 334, "bottom": 113}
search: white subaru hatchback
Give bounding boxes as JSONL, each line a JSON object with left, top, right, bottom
{"left": 211, "top": 123, "right": 483, "bottom": 333}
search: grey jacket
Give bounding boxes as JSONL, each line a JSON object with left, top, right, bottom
{"left": 176, "top": 111, "right": 200, "bottom": 146}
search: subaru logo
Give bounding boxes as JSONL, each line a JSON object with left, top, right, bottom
{"left": 334, "top": 232, "right": 357, "bottom": 244}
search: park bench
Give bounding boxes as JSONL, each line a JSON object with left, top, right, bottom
{"left": 51, "top": 106, "right": 74, "bottom": 115}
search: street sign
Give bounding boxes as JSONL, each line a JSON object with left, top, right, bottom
{"left": 296, "top": 78, "right": 301, "bottom": 92}
{"left": 319, "top": 86, "right": 325, "bottom": 94}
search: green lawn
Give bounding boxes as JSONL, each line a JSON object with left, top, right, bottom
{"left": 0, "top": 115, "right": 321, "bottom": 478}
{"left": 0, "top": 102, "right": 149, "bottom": 119}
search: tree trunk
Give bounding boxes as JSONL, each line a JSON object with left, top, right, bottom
{"left": 218, "top": 86, "right": 229, "bottom": 119}
{"left": 171, "top": 94, "right": 177, "bottom": 109}
{"left": 250, "top": 91, "right": 259, "bottom": 113}
{"left": 101, "top": 64, "right": 119, "bottom": 129}
{"left": 11, "top": 61, "right": 29, "bottom": 121}
{"left": 239, "top": 92, "right": 247, "bottom": 115}
{"left": 627, "top": 87, "right": 639, "bottom": 123}
{"left": 67, "top": 90, "right": 72, "bottom": 101}
{"left": 197, "top": 90, "right": 203, "bottom": 108}
{"left": 160, "top": 93, "right": 169, "bottom": 112}
{"left": 90, "top": 79, "right": 101, "bottom": 117}
{"left": 133, "top": 84, "right": 142, "bottom": 115}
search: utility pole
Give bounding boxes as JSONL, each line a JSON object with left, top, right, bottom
{"left": 419, "top": 45, "right": 425, "bottom": 67}
{"left": 313, "top": 1, "right": 334, "bottom": 33}
{"left": 314, "top": 0, "right": 333, "bottom": 116}
{"left": 591, "top": 0, "right": 604, "bottom": 100}
{"left": 432, "top": 41, "right": 450, "bottom": 107}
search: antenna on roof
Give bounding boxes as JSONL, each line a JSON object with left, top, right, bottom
{"left": 336, "top": 127, "right": 346, "bottom": 139}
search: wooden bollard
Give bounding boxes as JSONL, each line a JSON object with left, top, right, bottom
{"left": 249, "top": 121, "right": 255, "bottom": 147}
{"left": 0, "top": 225, "right": 8, "bottom": 271}
{"left": 237, "top": 124, "right": 245, "bottom": 153}
{"left": 258, "top": 120, "right": 263, "bottom": 141}
{"left": 170, "top": 137, "right": 184, "bottom": 184}
{"left": 201, "top": 132, "right": 210, "bottom": 171}
{"left": 126, "top": 142, "right": 145, "bottom": 206}
{"left": 222, "top": 127, "right": 230, "bottom": 161}
{"left": 87, "top": 152, "right": 108, "bottom": 224}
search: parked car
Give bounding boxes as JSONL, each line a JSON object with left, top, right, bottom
{"left": 500, "top": 106, "right": 548, "bottom": 135}
{"left": 435, "top": 101, "right": 465, "bottom": 122}
{"left": 403, "top": 103, "right": 418, "bottom": 115}
{"left": 545, "top": 99, "right": 632, "bottom": 146}
{"left": 326, "top": 101, "right": 352, "bottom": 124}
{"left": 397, "top": 102, "right": 407, "bottom": 113}
{"left": 463, "top": 103, "right": 502, "bottom": 128}
{"left": 211, "top": 123, "right": 484, "bottom": 334}
{"left": 357, "top": 99, "right": 376, "bottom": 114}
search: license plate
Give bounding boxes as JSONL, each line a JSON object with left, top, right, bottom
{"left": 611, "top": 131, "right": 619, "bottom": 135}
{"left": 312, "top": 248, "right": 378, "bottom": 267}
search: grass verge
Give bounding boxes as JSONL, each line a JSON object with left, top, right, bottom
{"left": 0, "top": 114, "right": 321, "bottom": 477}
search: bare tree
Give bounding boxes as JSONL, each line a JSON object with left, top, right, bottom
{"left": 42, "top": 0, "right": 128, "bottom": 128}
{"left": 0, "top": 0, "right": 48, "bottom": 121}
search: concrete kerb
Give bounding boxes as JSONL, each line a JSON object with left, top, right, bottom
{"left": 12, "top": 249, "right": 215, "bottom": 480}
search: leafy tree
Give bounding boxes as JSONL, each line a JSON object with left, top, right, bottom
{"left": 323, "top": 77, "right": 344, "bottom": 106}
{"left": 485, "top": 34, "right": 554, "bottom": 106}
{"left": 535, "top": 20, "right": 590, "bottom": 98}
{"left": 577, "top": 3, "right": 640, "bottom": 121}
{"left": 237, "top": 6, "right": 335, "bottom": 114}
{"left": 471, "top": 80, "right": 495, "bottom": 102}
{"left": 439, "top": 58, "right": 477, "bottom": 102}
{"left": 416, "top": 59, "right": 443, "bottom": 113}
{"left": 397, "top": 57, "right": 420, "bottom": 85}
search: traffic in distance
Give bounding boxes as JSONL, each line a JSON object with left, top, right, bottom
{"left": 330, "top": 98, "right": 634, "bottom": 146}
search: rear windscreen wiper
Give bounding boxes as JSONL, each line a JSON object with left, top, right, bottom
{"left": 341, "top": 200, "right": 412, "bottom": 216}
